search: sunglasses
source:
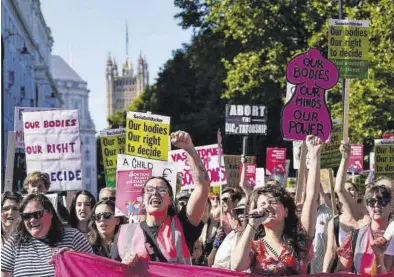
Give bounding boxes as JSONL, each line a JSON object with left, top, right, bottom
{"left": 101, "top": 197, "right": 116, "bottom": 202}
{"left": 221, "top": 197, "right": 229, "bottom": 203}
{"left": 366, "top": 198, "right": 390, "bottom": 208}
{"left": 92, "top": 212, "right": 114, "bottom": 221}
{"left": 21, "top": 210, "right": 45, "bottom": 221}
{"left": 233, "top": 208, "right": 245, "bottom": 217}
{"left": 144, "top": 186, "right": 169, "bottom": 195}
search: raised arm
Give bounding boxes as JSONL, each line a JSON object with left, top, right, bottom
{"left": 334, "top": 141, "right": 367, "bottom": 219}
{"left": 301, "top": 135, "right": 322, "bottom": 237}
{"left": 322, "top": 218, "right": 337, "bottom": 272}
{"left": 171, "top": 131, "right": 210, "bottom": 226}
{"left": 239, "top": 156, "right": 252, "bottom": 197}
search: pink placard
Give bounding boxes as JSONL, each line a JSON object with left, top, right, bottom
{"left": 266, "top": 148, "right": 287, "bottom": 177}
{"left": 383, "top": 134, "right": 394, "bottom": 139}
{"left": 240, "top": 163, "right": 257, "bottom": 189}
{"left": 282, "top": 48, "right": 339, "bottom": 142}
{"left": 347, "top": 144, "right": 364, "bottom": 173}
{"left": 115, "top": 169, "right": 152, "bottom": 216}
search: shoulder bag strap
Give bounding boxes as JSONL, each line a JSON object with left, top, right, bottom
{"left": 334, "top": 216, "right": 340, "bottom": 247}
{"left": 140, "top": 221, "right": 168, "bottom": 263}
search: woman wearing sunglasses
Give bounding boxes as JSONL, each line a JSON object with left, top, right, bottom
{"left": 336, "top": 185, "right": 394, "bottom": 274}
{"left": 1, "top": 193, "right": 93, "bottom": 277}
{"left": 231, "top": 135, "right": 322, "bottom": 275}
{"left": 88, "top": 199, "right": 120, "bottom": 258}
{"left": 1, "top": 192, "right": 23, "bottom": 247}
{"left": 68, "top": 190, "right": 96, "bottom": 236}
{"left": 114, "top": 131, "right": 209, "bottom": 266}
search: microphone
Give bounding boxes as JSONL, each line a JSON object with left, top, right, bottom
{"left": 247, "top": 209, "right": 269, "bottom": 219}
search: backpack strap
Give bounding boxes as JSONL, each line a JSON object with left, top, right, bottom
{"left": 333, "top": 216, "right": 340, "bottom": 247}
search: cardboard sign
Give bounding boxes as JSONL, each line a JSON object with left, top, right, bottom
{"left": 223, "top": 155, "right": 256, "bottom": 187}
{"left": 320, "top": 122, "right": 343, "bottom": 169}
{"left": 374, "top": 139, "right": 394, "bottom": 179}
{"left": 125, "top": 112, "right": 170, "bottom": 161}
{"left": 225, "top": 105, "right": 267, "bottom": 135}
{"left": 328, "top": 19, "right": 369, "bottom": 79}
{"left": 22, "top": 110, "right": 83, "bottom": 191}
{"left": 282, "top": 48, "right": 339, "bottom": 142}
{"left": 266, "top": 148, "right": 287, "bottom": 177}
{"left": 170, "top": 144, "right": 226, "bottom": 190}
{"left": 116, "top": 154, "right": 176, "bottom": 216}
{"left": 348, "top": 144, "right": 364, "bottom": 173}
{"left": 14, "top": 107, "right": 56, "bottom": 149}
{"left": 100, "top": 128, "right": 126, "bottom": 187}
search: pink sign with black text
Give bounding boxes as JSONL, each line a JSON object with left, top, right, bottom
{"left": 282, "top": 48, "right": 339, "bottom": 142}
{"left": 266, "top": 148, "right": 287, "bottom": 177}
{"left": 347, "top": 144, "right": 364, "bottom": 174}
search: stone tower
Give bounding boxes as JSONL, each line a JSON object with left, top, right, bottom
{"left": 106, "top": 24, "right": 149, "bottom": 118}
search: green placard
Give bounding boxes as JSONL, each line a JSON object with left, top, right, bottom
{"left": 328, "top": 19, "right": 369, "bottom": 79}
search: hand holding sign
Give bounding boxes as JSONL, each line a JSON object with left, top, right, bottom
{"left": 306, "top": 135, "right": 323, "bottom": 157}
{"left": 170, "top": 131, "right": 194, "bottom": 150}
{"left": 339, "top": 140, "right": 351, "bottom": 159}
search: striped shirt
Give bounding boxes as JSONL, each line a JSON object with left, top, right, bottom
{"left": 1, "top": 227, "right": 93, "bottom": 277}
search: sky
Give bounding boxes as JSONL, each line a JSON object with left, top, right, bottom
{"left": 40, "top": 0, "right": 193, "bottom": 133}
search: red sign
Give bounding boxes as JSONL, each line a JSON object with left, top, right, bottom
{"left": 347, "top": 144, "right": 364, "bottom": 174}
{"left": 383, "top": 134, "right": 394, "bottom": 139}
{"left": 266, "top": 148, "right": 287, "bottom": 176}
{"left": 240, "top": 163, "right": 257, "bottom": 189}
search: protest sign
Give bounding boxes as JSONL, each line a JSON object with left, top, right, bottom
{"left": 100, "top": 128, "right": 126, "bottom": 187}
{"left": 347, "top": 144, "right": 364, "bottom": 173}
{"left": 266, "top": 148, "right": 287, "bottom": 178}
{"left": 225, "top": 105, "right": 267, "bottom": 135}
{"left": 171, "top": 144, "right": 226, "bottom": 190}
{"left": 282, "top": 48, "right": 339, "bottom": 142}
{"left": 223, "top": 155, "right": 256, "bottom": 187}
{"left": 374, "top": 139, "right": 394, "bottom": 179}
{"left": 116, "top": 154, "right": 176, "bottom": 216}
{"left": 46, "top": 193, "right": 58, "bottom": 211}
{"left": 239, "top": 163, "right": 256, "bottom": 189}
{"left": 255, "top": 168, "right": 265, "bottom": 188}
{"left": 370, "top": 152, "right": 375, "bottom": 170}
{"left": 14, "top": 107, "right": 56, "bottom": 149}
{"left": 22, "top": 110, "right": 83, "bottom": 191}
{"left": 12, "top": 152, "right": 27, "bottom": 192}
{"left": 320, "top": 122, "right": 343, "bottom": 169}
{"left": 125, "top": 112, "right": 170, "bottom": 161}
{"left": 383, "top": 134, "right": 394, "bottom": 139}
{"left": 328, "top": 19, "right": 369, "bottom": 79}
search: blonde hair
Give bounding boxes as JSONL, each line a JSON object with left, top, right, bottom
{"left": 23, "top": 171, "right": 51, "bottom": 190}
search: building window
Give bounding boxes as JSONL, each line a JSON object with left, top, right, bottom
{"left": 85, "top": 167, "right": 91, "bottom": 178}
{"left": 85, "top": 137, "right": 90, "bottom": 144}
{"left": 85, "top": 150, "right": 90, "bottom": 161}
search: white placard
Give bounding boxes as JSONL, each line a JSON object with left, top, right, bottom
{"left": 23, "top": 110, "right": 83, "bottom": 191}
{"left": 170, "top": 144, "right": 226, "bottom": 190}
{"left": 255, "top": 168, "right": 265, "bottom": 188}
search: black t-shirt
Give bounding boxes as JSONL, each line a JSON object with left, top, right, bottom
{"left": 111, "top": 206, "right": 203, "bottom": 261}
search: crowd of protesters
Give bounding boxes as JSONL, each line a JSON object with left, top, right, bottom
{"left": 1, "top": 131, "right": 394, "bottom": 276}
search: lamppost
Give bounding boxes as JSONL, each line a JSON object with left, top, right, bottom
{"left": 1, "top": 31, "right": 32, "bottom": 190}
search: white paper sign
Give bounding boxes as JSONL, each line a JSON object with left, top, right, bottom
{"left": 23, "top": 110, "right": 83, "bottom": 191}
{"left": 170, "top": 144, "right": 226, "bottom": 190}
{"left": 255, "top": 168, "right": 265, "bottom": 188}
{"left": 14, "top": 107, "right": 56, "bottom": 149}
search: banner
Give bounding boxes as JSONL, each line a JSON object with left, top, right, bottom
{"left": 125, "top": 112, "right": 170, "bottom": 161}
{"left": 223, "top": 155, "right": 256, "bottom": 187}
{"left": 282, "top": 48, "right": 339, "bottom": 142}
{"left": 320, "top": 122, "right": 343, "bottom": 169}
{"left": 14, "top": 107, "right": 56, "bottom": 149}
{"left": 225, "top": 105, "right": 267, "bottom": 135}
{"left": 170, "top": 144, "right": 226, "bottom": 190}
{"left": 22, "top": 110, "right": 83, "bottom": 191}
{"left": 374, "top": 139, "right": 394, "bottom": 179}
{"left": 328, "top": 19, "right": 369, "bottom": 79}
{"left": 116, "top": 154, "right": 176, "bottom": 217}
{"left": 100, "top": 128, "right": 126, "bottom": 187}
{"left": 266, "top": 148, "right": 287, "bottom": 178}
{"left": 347, "top": 144, "right": 364, "bottom": 173}
{"left": 53, "top": 251, "right": 394, "bottom": 277}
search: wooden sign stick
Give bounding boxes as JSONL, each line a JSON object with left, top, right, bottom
{"left": 328, "top": 168, "right": 338, "bottom": 216}
{"left": 295, "top": 141, "right": 307, "bottom": 205}
{"left": 4, "top": 132, "right": 16, "bottom": 192}
{"left": 342, "top": 79, "right": 351, "bottom": 157}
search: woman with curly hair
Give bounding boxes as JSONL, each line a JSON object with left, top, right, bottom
{"left": 1, "top": 192, "right": 23, "bottom": 247}
{"left": 231, "top": 135, "right": 322, "bottom": 275}
{"left": 68, "top": 190, "right": 96, "bottom": 236}
{"left": 88, "top": 199, "right": 120, "bottom": 258}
